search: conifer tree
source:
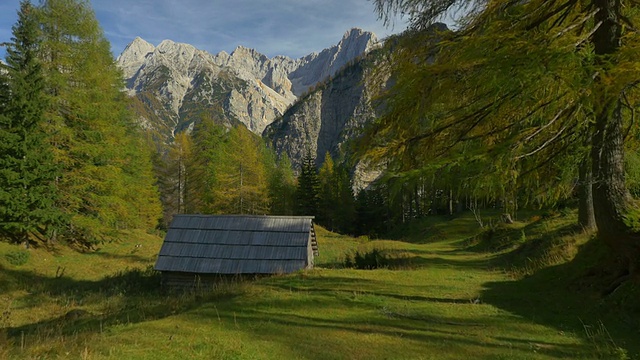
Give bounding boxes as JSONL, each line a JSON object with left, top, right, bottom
{"left": 156, "top": 121, "right": 222, "bottom": 225}
{"left": 318, "top": 152, "right": 336, "bottom": 228}
{"left": 355, "top": 185, "right": 387, "bottom": 237}
{"left": 37, "top": 0, "right": 161, "bottom": 243}
{"left": 267, "top": 152, "right": 296, "bottom": 215}
{"left": 333, "top": 163, "right": 356, "bottom": 234}
{"left": 163, "top": 132, "right": 194, "bottom": 217}
{"left": 209, "top": 126, "right": 270, "bottom": 214}
{"left": 0, "top": 1, "right": 64, "bottom": 243}
{"left": 316, "top": 152, "right": 357, "bottom": 233}
{"left": 191, "top": 117, "right": 227, "bottom": 214}
{"left": 295, "top": 150, "right": 320, "bottom": 217}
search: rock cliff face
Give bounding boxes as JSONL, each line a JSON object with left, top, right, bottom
{"left": 263, "top": 50, "right": 386, "bottom": 190}
{"left": 264, "top": 23, "right": 450, "bottom": 190}
{"left": 289, "top": 28, "right": 379, "bottom": 96}
{"left": 117, "top": 29, "right": 379, "bottom": 144}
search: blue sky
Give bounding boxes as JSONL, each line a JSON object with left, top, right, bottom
{"left": 0, "top": 0, "right": 409, "bottom": 60}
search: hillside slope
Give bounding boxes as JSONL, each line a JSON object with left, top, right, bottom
{"left": 2, "top": 211, "right": 638, "bottom": 359}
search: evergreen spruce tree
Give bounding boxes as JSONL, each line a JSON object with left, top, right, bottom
{"left": 333, "top": 163, "right": 356, "bottom": 234}
{"left": 295, "top": 150, "right": 320, "bottom": 217}
{"left": 0, "top": 0, "right": 64, "bottom": 243}
{"left": 355, "top": 186, "right": 387, "bottom": 237}
{"left": 317, "top": 152, "right": 336, "bottom": 228}
{"left": 314, "top": 152, "right": 357, "bottom": 232}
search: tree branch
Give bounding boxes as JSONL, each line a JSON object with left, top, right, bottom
{"left": 555, "top": 8, "right": 599, "bottom": 39}
{"left": 519, "top": 140, "right": 574, "bottom": 178}
{"left": 516, "top": 124, "right": 570, "bottom": 160}
{"left": 524, "top": 0, "right": 580, "bottom": 31}
{"left": 575, "top": 20, "right": 602, "bottom": 48}
{"left": 524, "top": 102, "right": 579, "bottom": 143}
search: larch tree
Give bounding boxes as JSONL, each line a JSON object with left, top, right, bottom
{"left": 37, "top": 0, "right": 161, "bottom": 244}
{"left": 189, "top": 117, "right": 226, "bottom": 214}
{"left": 209, "top": 125, "right": 270, "bottom": 215}
{"left": 267, "top": 152, "right": 296, "bottom": 216}
{"left": 160, "top": 132, "right": 194, "bottom": 218}
{"left": 0, "top": 0, "right": 65, "bottom": 244}
{"left": 368, "top": 0, "right": 640, "bottom": 275}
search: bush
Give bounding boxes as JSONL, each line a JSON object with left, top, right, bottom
{"left": 344, "top": 248, "right": 389, "bottom": 269}
{"left": 5, "top": 250, "right": 30, "bottom": 266}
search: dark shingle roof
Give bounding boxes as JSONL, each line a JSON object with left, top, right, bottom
{"left": 155, "top": 215, "right": 316, "bottom": 274}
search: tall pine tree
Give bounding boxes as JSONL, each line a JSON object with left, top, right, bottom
{"left": 317, "top": 152, "right": 356, "bottom": 233}
{"left": 295, "top": 150, "right": 320, "bottom": 217}
{"left": 0, "top": 0, "right": 64, "bottom": 244}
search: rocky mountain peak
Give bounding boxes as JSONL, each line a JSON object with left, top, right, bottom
{"left": 118, "top": 36, "right": 155, "bottom": 60}
{"left": 153, "top": 40, "right": 201, "bottom": 71}
{"left": 342, "top": 27, "right": 376, "bottom": 43}
{"left": 288, "top": 28, "right": 379, "bottom": 96}
{"left": 340, "top": 28, "right": 379, "bottom": 54}
{"left": 118, "top": 28, "right": 379, "bottom": 143}
{"left": 116, "top": 36, "right": 155, "bottom": 79}
{"left": 230, "top": 45, "right": 270, "bottom": 62}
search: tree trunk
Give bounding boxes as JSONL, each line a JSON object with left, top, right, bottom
{"left": 414, "top": 184, "right": 421, "bottom": 217}
{"left": 448, "top": 188, "right": 453, "bottom": 216}
{"left": 591, "top": 0, "right": 640, "bottom": 274}
{"left": 578, "top": 157, "right": 596, "bottom": 232}
{"left": 591, "top": 102, "right": 640, "bottom": 272}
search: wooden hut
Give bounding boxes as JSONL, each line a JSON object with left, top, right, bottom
{"left": 154, "top": 215, "right": 318, "bottom": 290}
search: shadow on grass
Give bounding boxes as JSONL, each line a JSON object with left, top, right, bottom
{"left": 400, "top": 254, "right": 492, "bottom": 270}
{"left": 83, "top": 250, "right": 155, "bottom": 264}
{"left": 329, "top": 243, "right": 494, "bottom": 271}
{"left": 0, "top": 263, "right": 161, "bottom": 297}
{"left": 480, "top": 238, "right": 640, "bottom": 358}
{"left": 0, "top": 261, "right": 619, "bottom": 359}
{"left": 385, "top": 212, "right": 506, "bottom": 245}
{"left": 267, "top": 277, "right": 482, "bottom": 304}
{"left": 314, "top": 260, "right": 346, "bottom": 269}
{"left": 1, "top": 264, "right": 244, "bottom": 347}
{"left": 464, "top": 220, "right": 580, "bottom": 255}
{"left": 184, "top": 289, "right": 592, "bottom": 360}
{"left": 4, "top": 217, "right": 637, "bottom": 359}
{"left": 320, "top": 254, "right": 492, "bottom": 271}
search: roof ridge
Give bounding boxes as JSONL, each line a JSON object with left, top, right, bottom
{"left": 168, "top": 227, "right": 310, "bottom": 232}
{"left": 172, "top": 214, "right": 315, "bottom": 219}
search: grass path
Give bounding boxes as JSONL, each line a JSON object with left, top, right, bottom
{"left": 1, "top": 216, "right": 638, "bottom": 359}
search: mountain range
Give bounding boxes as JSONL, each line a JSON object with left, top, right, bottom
{"left": 117, "top": 28, "right": 380, "bottom": 143}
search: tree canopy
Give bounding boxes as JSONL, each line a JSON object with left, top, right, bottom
{"left": 0, "top": 0, "right": 162, "bottom": 246}
{"left": 367, "top": 0, "right": 640, "bottom": 272}
{"left": 37, "top": 0, "right": 162, "bottom": 244}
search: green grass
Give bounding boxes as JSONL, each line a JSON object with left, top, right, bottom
{"left": 1, "top": 213, "right": 639, "bottom": 359}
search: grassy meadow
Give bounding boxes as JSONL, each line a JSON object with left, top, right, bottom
{"left": 1, "top": 211, "right": 639, "bottom": 359}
